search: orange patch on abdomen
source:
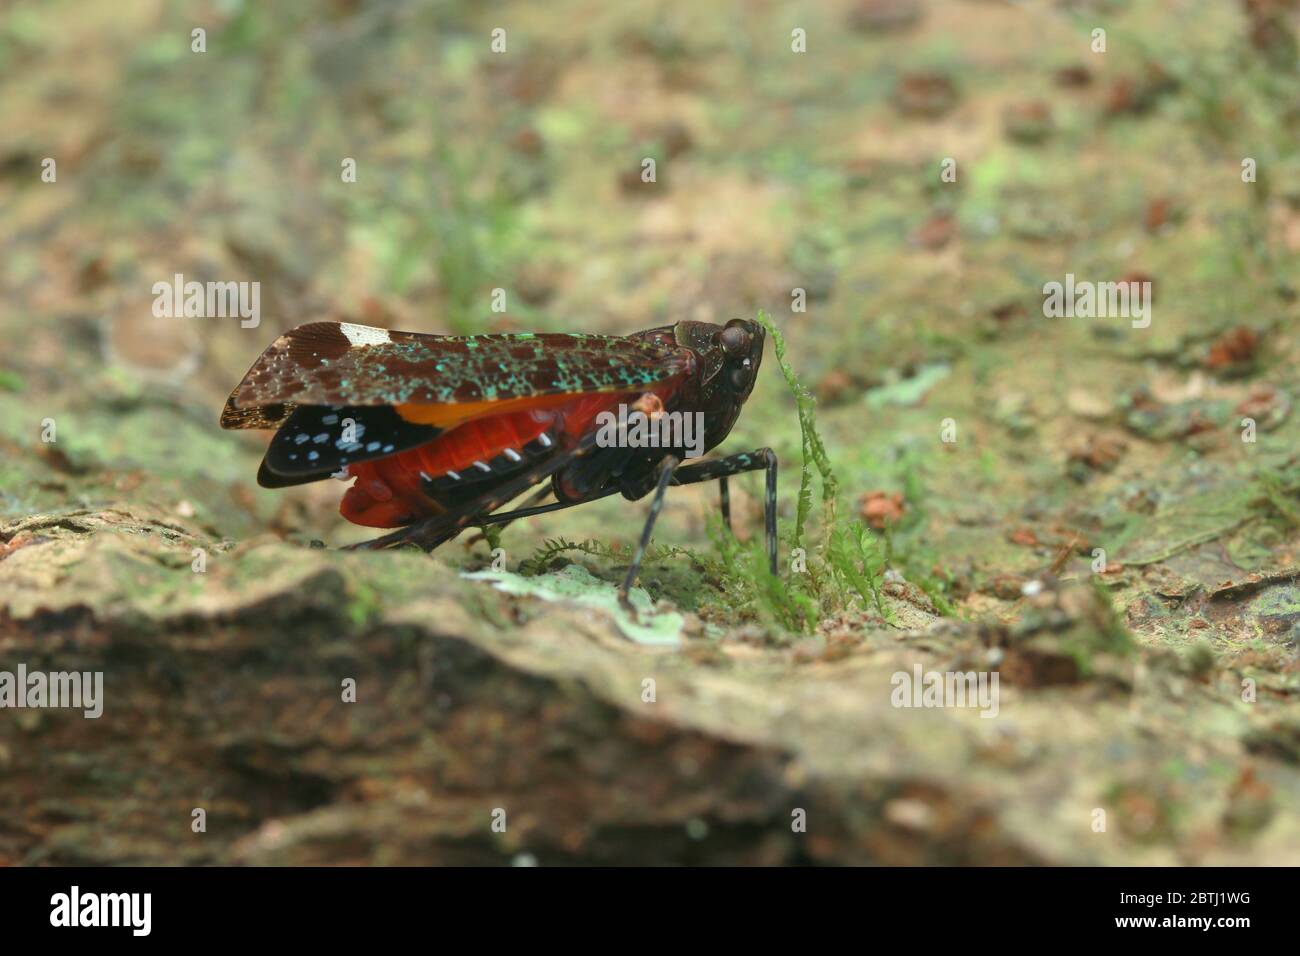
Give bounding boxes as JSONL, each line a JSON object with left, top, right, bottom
{"left": 393, "top": 392, "right": 585, "bottom": 428}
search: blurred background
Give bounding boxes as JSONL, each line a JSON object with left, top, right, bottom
{"left": 4, "top": 0, "right": 1299, "bottom": 559}
{"left": 2, "top": 0, "right": 1299, "bottom": 865}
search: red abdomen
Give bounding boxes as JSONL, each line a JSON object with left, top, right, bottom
{"left": 340, "top": 392, "right": 643, "bottom": 527}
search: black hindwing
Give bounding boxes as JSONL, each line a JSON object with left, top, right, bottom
{"left": 258, "top": 405, "right": 442, "bottom": 488}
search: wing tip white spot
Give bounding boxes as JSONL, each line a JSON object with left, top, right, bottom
{"left": 339, "top": 322, "right": 392, "bottom": 347}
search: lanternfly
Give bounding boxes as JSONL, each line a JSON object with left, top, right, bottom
{"left": 221, "top": 319, "right": 776, "bottom": 600}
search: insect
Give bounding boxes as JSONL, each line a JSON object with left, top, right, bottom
{"left": 220, "top": 319, "right": 776, "bottom": 602}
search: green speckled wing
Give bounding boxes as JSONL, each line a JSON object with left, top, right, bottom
{"left": 220, "top": 321, "right": 692, "bottom": 430}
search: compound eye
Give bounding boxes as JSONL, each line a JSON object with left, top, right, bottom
{"left": 720, "top": 325, "right": 750, "bottom": 356}
{"left": 729, "top": 359, "right": 752, "bottom": 391}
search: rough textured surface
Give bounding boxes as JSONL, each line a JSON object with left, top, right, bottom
{"left": 3, "top": 509, "right": 1299, "bottom": 865}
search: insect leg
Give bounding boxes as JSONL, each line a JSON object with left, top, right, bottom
{"left": 669, "top": 448, "right": 778, "bottom": 576}
{"left": 621, "top": 454, "right": 682, "bottom": 607}
{"left": 464, "top": 485, "right": 554, "bottom": 546}
{"left": 474, "top": 485, "right": 619, "bottom": 527}
{"left": 719, "top": 477, "right": 731, "bottom": 532}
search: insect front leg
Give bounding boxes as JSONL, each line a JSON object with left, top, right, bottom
{"left": 719, "top": 477, "right": 731, "bottom": 532}
{"left": 670, "top": 449, "right": 778, "bottom": 577}
{"left": 620, "top": 454, "right": 682, "bottom": 609}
